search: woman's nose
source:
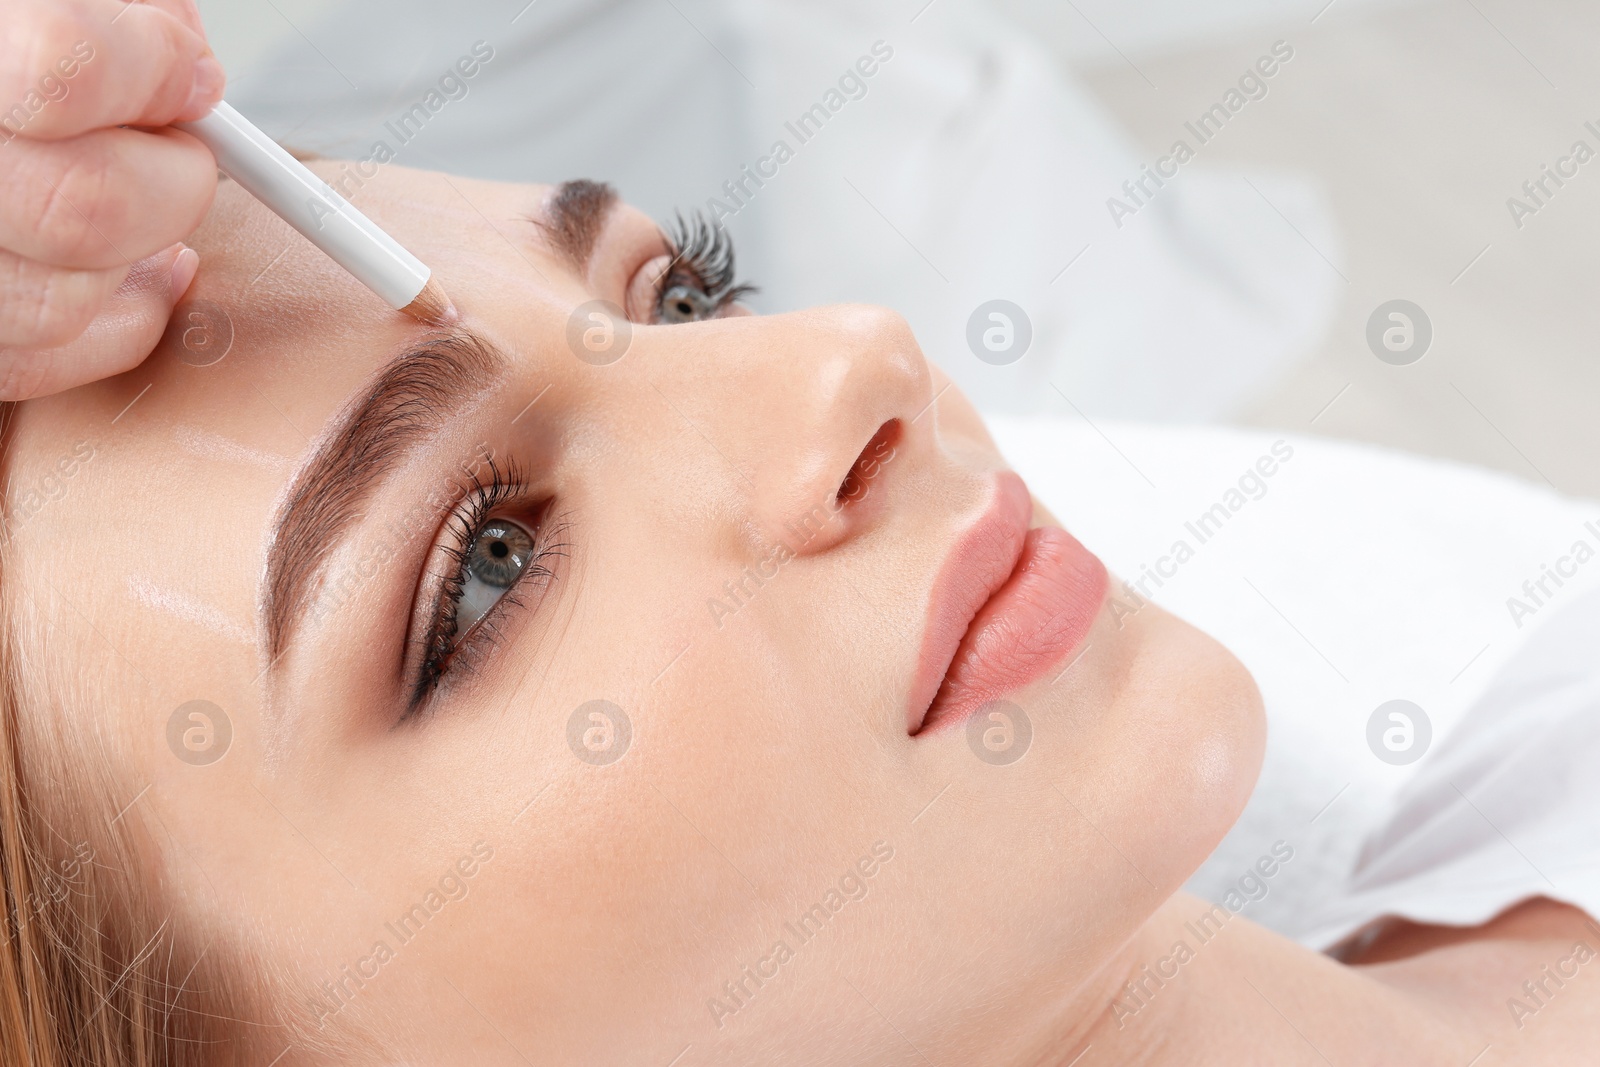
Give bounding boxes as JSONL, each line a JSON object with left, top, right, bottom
{"left": 647, "top": 303, "right": 933, "bottom": 556}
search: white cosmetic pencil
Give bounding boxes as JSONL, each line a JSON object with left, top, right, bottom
{"left": 175, "top": 101, "right": 456, "bottom": 323}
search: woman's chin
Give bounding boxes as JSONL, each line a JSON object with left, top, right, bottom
{"left": 1133, "top": 608, "right": 1267, "bottom": 881}
{"left": 1053, "top": 593, "right": 1266, "bottom": 898}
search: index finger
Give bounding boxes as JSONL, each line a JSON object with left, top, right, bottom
{"left": 0, "top": 0, "right": 223, "bottom": 141}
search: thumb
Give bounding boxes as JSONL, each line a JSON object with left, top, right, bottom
{"left": 0, "top": 244, "right": 200, "bottom": 402}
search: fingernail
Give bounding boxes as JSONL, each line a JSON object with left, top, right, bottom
{"left": 170, "top": 247, "right": 201, "bottom": 301}
{"left": 183, "top": 55, "right": 226, "bottom": 120}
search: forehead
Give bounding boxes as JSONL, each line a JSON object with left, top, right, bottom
{"left": 8, "top": 165, "right": 612, "bottom": 471}
{"left": 192, "top": 165, "right": 568, "bottom": 337}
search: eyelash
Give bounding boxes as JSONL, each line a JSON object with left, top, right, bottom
{"left": 404, "top": 211, "right": 747, "bottom": 713}
{"left": 410, "top": 458, "right": 567, "bottom": 713}
{"left": 657, "top": 210, "right": 758, "bottom": 317}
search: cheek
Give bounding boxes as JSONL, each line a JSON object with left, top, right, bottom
{"left": 1191, "top": 730, "right": 1248, "bottom": 793}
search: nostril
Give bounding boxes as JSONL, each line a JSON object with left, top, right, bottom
{"left": 837, "top": 419, "right": 902, "bottom": 505}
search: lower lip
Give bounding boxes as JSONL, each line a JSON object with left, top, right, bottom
{"left": 914, "top": 493, "right": 1108, "bottom": 735}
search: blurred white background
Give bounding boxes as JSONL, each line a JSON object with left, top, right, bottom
{"left": 194, "top": 0, "right": 1600, "bottom": 498}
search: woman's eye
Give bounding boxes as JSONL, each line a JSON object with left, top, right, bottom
{"left": 627, "top": 209, "right": 756, "bottom": 325}
{"left": 408, "top": 459, "right": 565, "bottom": 713}
{"left": 455, "top": 519, "right": 537, "bottom": 634}
{"left": 659, "top": 283, "right": 716, "bottom": 323}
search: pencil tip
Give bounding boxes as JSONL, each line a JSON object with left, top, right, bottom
{"left": 400, "top": 277, "right": 458, "bottom": 325}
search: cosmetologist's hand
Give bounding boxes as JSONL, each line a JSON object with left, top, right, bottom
{"left": 0, "top": 0, "right": 223, "bottom": 400}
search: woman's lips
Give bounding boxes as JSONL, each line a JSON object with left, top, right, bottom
{"left": 908, "top": 471, "right": 1108, "bottom": 735}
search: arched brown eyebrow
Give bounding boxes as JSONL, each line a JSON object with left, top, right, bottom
{"left": 261, "top": 331, "right": 505, "bottom": 665}
{"left": 534, "top": 179, "right": 618, "bottom": 272}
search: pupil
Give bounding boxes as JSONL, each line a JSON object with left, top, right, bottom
{"left": 467, "top": 520, "right": 535, "bottom": 589}
{"left": 661, "top": 284, "right": 712, "bottom": 324}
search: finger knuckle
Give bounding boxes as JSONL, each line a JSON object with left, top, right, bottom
{"left": 23, "top": 146, "right": 116, "bottom": 262}
{"left": 138, "top": 14, "right": 200, "bottom": 120}
{"left": 34, "top": 271, "right": 99, "bottom": 344}
{"left": 1, "top": 261, "right": 97, "bottom": 348}
{"left": 0, "top": 350, "right": 50, "bottom": 403}
{"left": 3, "top": 7, "right": 86, "bottom": 104}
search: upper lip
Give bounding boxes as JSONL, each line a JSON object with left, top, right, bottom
{"left": 906, "top": 471, "right": 1032, "bottom": 734}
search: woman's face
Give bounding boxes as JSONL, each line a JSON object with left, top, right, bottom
{"left": 5, "top": 165, "right": 1263, "bottom": 1064}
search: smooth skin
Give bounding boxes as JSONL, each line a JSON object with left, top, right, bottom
{"left": 4, "top": 163, "right": 1597, "bottom": 1065}
{"left": 0, "top": 0, "right": 222, "bottom": 400}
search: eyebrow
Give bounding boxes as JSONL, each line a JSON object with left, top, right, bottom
{"left": 534, "top": 179, "right": 618, "bottom": 272}
{"left": 261, "top": 331, "right": 505, "bottom": 663}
